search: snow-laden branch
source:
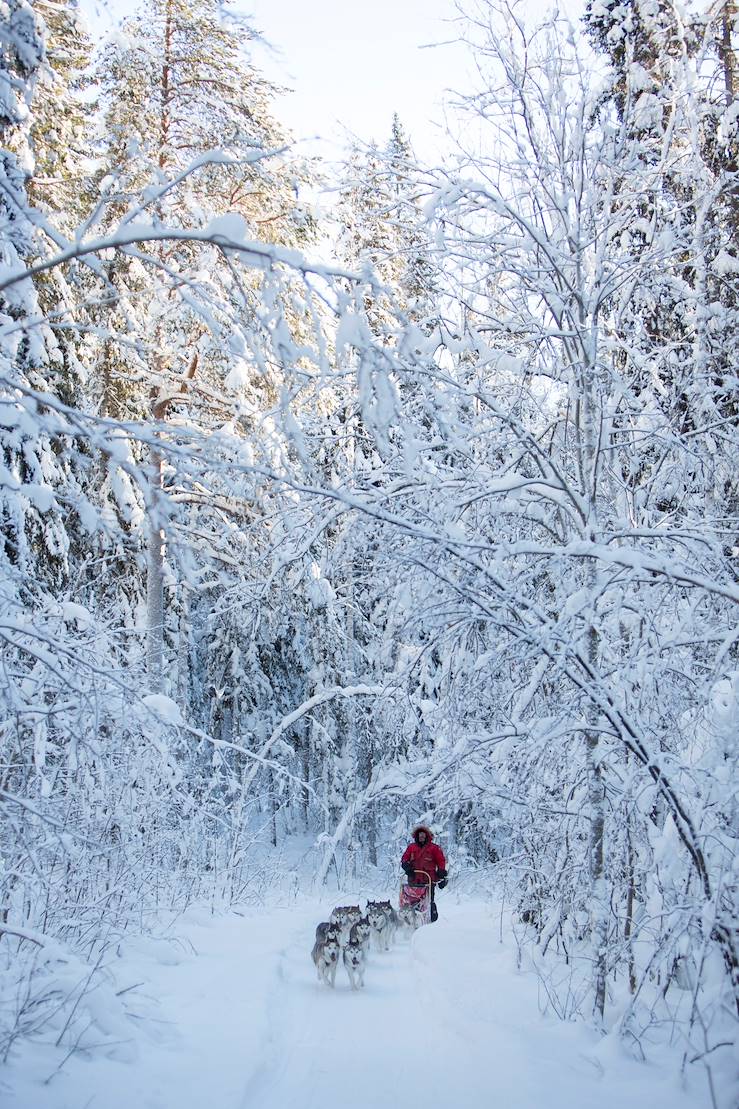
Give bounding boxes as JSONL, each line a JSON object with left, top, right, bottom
{"left": 0, "top": 226, "right": 356, "bottom": 299}
{"left": 0, "top": 922, "right": 50, "bottom": 948}
{"left": 240, "top": 684, "right": 397, "bottom": 796}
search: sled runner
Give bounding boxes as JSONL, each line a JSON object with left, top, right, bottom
{"left": 399, "top": 869, "right": 432, "bottom": 925}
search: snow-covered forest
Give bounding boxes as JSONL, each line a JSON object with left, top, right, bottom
{"left": 0, "top": 0, "right": 737, "bottom": 1105}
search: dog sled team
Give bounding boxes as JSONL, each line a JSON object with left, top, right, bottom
{"left": 311, "top": 899, "right": 410, "bottom": 990}
{"left": 311, "top": 824, "right": 448, "bottom": 990}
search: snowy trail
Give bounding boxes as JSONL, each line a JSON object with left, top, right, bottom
{"left": 239, "top": 902, "right": 705, "bottom": 1109}
{"left": 240, "top": 914, "right": 492, "bottom": 1109}
{"left": 242, "top": 931, "right": 419, "bottom": 1109}
{"left": 6, "top": 899, "right": 712, "bottom": 1109}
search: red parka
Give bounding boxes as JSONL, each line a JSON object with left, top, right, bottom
{"left": 401, "top": 825, "right": 446, "bottom": 885}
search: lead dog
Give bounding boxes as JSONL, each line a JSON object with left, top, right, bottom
{"left": 343, "top": 938, "right": 367, "bottom": 989}
{"left": 312, "top": 932, "right": 341, "bottom": 987}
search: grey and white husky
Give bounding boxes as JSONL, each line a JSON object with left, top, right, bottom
{"left": 342, "top": 938, "right": 367, "bottom": 990}
{"left": 315, "top": 920, "right": 341, "bottom": 945}
{"left": 348, "top": 914, "right": 371, "bottom": 952}
{"left": 378, "top": 900, "right": 400, "bottom": 943}
{"left": 396, "top": 906, "right": 420, "bottom": 936}
{"left": 330, "top": 904, "right": 361, "bottom": 925}
{"left": 366, "top": 900, "right": 392, "bottom": 951}
{"left": 330, "top": 904, "right": 362, "bottom": 943}
{"left": 312, "top": 931, "right": 341, "bottom": 987}
{"left": 375, "top": 900, "right": 400, "bottom": 946}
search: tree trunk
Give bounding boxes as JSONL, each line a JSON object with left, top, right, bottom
{"left": 146, "top": 445, "right": 165, "bottom": 693}
{"left": 624, "top": 824, "right": 637, "bottom": 995}
{"left": 578, "top": 295, "right": 609, "bottom": 1022}
{"left": 585, "top": 612, "right": 608, "bottom": 1023}
{"left": 177, "top": 586, "right": 190, "bottom": 707}
{"left": 159, "top": 0, "right": 174, "bottom": 171}
{"left": 719, "top": 0, "right": 737, "bottom": 107}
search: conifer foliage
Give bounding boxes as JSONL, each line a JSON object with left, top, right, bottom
{"left": 338, "top": 115, "right": 437, "bottom": 330}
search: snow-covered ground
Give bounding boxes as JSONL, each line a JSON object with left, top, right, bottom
{"left": 4, "top": 897, "right": 719, "bottom": 1109}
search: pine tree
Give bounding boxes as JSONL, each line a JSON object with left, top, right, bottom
{"left": 90, "top": 0, "right": 318, "bottom": 692}
{"left": 24, "top": 0, "right": 92, "bottom": 227}
{"left": 17, "top": 1, "right": 95, "bottom": 419}
{"left": 98, "top": 0, "right": 312, "bottom": 246}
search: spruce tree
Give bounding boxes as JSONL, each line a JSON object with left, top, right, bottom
{"left": 0, "top": 0, "right": 73, "bottom": 591}
{"left": 385, "top": 113, "right": 438, "bottom": 326}
{"left": 337, "top": 116, "right": 437, "bottom": 331}
{"left": 98, "top": 0, "right": 312, "bottom": 245}
{"left": 583, "top": 0, "right": 738, "bottom": 546}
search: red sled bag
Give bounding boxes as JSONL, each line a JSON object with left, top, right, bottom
{"left": 399, "top": 873, "right": 432, "bottom": 925}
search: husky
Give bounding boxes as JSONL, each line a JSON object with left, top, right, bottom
{"left": 377, "top": 900, "right": 399, "bottom": 944}
{"left": 330, "top": 904, "right": 362, "bottom": 943}
{"left": 396, "top": 906, "right": 420, "bottom": 936}
{"left": 369, "top": 900, "right": 398, "bottom": 947}
{"left": 342, "top": 938, "right": 366, "bottom": 990}
{"left": 348, "top": 915, "right": 371, "bottom": 952}
{"left": 312, "top": 932, "right": 341, "bottom": 987}
{"left": 330, "top": 904, "right": 361, "bottom": 925}
{"left": 366, "top": 900, "right": 392, "bottom": 951}
{"left": 315, "top": 920, "right": 341, "bottom": 945}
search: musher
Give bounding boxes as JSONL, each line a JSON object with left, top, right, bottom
{"left": 401, "top": 824, "right": 448, "bottom": 922}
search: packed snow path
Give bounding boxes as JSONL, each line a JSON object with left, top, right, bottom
{"left": 6, "top": 900, "right": 711, "bottom": 1109}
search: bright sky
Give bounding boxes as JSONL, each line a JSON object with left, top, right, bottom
{"left": 82, "top": 0, "right": 584, "bottom": 161}
{"left": 245, "top": 0, "right": 471, "bottom": 160}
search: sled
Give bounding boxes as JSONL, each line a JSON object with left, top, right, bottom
{"left": 399, "top": 869, "right": 432, "bottom": 926}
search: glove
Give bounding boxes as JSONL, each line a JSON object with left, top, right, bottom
{"left": 437, "top": 878, "right": 447, "bottom": 889}
{"left": 437, "top": 868, "right": 448, "bottom": 889}
{"left": 402, "top": 862, "right": 415, "bottom": 879}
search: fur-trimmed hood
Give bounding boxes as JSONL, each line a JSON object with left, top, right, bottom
{"left": 412, "top": 824, "right": 434, "bottom": 843}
